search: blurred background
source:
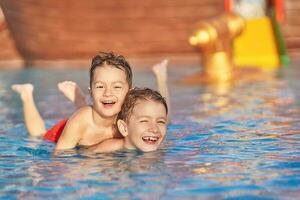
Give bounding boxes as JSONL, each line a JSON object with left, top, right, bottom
{"left": 0, "top": 0, "right": 299, "bottom": 69}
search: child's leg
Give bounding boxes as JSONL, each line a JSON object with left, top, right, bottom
{"left": 11, "top": 84, "right": 46, "bottom": 137}
{"left": 57, "top": 81, "right": 87, "bottom": 109}
{"left": 152, "top": 59, "right": 171, "bottom": 117}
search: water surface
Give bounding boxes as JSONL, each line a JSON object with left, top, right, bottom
{"left": 0, "top": 63, "right": 300, "bottom": 199}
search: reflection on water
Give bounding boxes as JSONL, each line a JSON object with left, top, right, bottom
{"left": 8, "top": 150, "right": 169, "bottom": 199}
{"left": 0, "top": 63, "right": 300, "bottom": 199}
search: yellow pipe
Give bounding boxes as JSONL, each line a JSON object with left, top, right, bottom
{"left": 189, "top": 14, "right": 245, "bottom": 82}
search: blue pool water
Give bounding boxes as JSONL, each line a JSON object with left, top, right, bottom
{"left": 1, "top": 62, "right": 300, "bottom": 199}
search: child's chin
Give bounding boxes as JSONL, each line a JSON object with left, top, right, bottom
{"left": 140, "top": 146, "right": 159, "bottom": 152}
{"left": 100, "top": 111, "right": 118, "bottom": 118}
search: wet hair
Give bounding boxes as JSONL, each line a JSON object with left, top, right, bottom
{"left": 117, "top": 87, "right": 168, "bottom": 122}
{"left": 90, "top": 52, "right": 132, "bottom": 88}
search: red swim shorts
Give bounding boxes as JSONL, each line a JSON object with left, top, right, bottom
{"left": 43, "top": 119, "right": 68, "bottom": 143}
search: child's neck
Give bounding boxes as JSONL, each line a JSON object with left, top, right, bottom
{"left": 92, "top": 109, "right": 116, "bottom": 127}
{"left": 123, "top": 138, "right": 135, "bottom": 150}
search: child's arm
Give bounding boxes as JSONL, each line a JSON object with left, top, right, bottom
{"left": 85, "top": 138, "right": 124, "bottom": 153}
{"left": 55, "top": 110, "right": 85, "bottom": 150}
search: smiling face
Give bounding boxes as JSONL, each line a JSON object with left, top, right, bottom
{"left": 91, "top": 65, "right": 129, "bottom": 119}
{"left": 118, "top": 99, "right": 167, "bottom": 152}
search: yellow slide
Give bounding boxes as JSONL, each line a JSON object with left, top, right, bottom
{"left": 233, "top": 17, "right": 280, "bottom": 70}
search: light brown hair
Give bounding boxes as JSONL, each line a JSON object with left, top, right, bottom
{"left": 117, "top": 87, "right": 168, "bottom": 122}
{"left": 90, "top": 52, "right": 132, "bottom": 88}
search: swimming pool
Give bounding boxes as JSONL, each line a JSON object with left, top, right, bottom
{"left": 1, "top": 62, "right": 300, "bottom": 199}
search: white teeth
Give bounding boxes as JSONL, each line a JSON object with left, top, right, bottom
{"left": 150, "top": 137, "right": 158, "bottom": 141}
{"left": 102, "top": 100, "right": 115, "bottom": 104}
{"left": 142, "top": 136, "right": 159, "bottom": 141}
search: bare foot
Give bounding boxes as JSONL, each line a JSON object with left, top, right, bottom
{"left": 57, "top": 81, "right": 86, "bottom": 108}
{"left": 152, "top": 59, "right": 168, "bottom": 79}
{"left": 11, "top": 83, "right": 34, "bottom": 101}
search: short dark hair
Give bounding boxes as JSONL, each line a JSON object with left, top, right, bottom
{"left": 90, "top": 52, "right": 132, "bottom": 87}
{"left": 117, "top": 87, "right": 168, "bottom": 122}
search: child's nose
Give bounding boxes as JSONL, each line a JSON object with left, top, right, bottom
{"left": 149, "top": 122, "right": 159, "bottom": 133}
{"left": 103, "top": 88, "right": 112, "bottom": 96}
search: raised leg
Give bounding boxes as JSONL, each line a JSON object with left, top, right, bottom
{"left": 152, "top": 59, "right": 171, "bottom": 118}
{"left": 57, "top": 81, "right": 87, "bottom": 109}
{"left": 11, "top": 84, "right": 46, "bottom": 137}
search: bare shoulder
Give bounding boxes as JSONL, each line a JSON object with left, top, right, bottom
{"left": 61, "top": 106, "right": 92, "bottom": 131}
{"left": 69, "top": 106, "right": 93, "bottom": 121}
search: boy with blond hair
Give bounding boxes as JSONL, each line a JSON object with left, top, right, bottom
{"left": 87, "top": 87, "right": 168, "bottom": 153}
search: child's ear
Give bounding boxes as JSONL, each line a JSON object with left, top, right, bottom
{"left": 117, "top": 119, "right": 128, "bottom": 137}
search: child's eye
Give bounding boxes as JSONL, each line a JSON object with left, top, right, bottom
{"left": 157, "top": 120, "right": 166, "bottom": 125}
{"left": 95, "top": 85, "right": 104, "bottom": 89}
{"left": 140, "top": 120, "right": 148, "bottom": 123}
{"left": 114, "top": 86, "right": 122, "bottom": 89}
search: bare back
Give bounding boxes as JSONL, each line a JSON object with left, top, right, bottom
{"left": 55, "top": 106, "right": 120, "bottom": 150}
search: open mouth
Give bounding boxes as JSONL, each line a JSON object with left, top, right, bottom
{"left": 142, "top": 136, "right": 159, "bottom": 145}
{"left": 101, "top": 100, "right": 116, "bottom": 108}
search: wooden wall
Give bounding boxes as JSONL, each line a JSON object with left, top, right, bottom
{"left": 282, "top": 0, "right": 300, "bottom": 59}
{"left": 0, "top": 0, "right": 299, "bottom": 67}
{"left": 0, "top": 0, "right": 223, "bottom": 64}
{"left": 0, "top": 7, "right": 22, "bottom": 67}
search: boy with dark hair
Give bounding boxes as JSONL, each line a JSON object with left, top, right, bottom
{"left": 12, "top": 52, "right": 132, "bottom": 150}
